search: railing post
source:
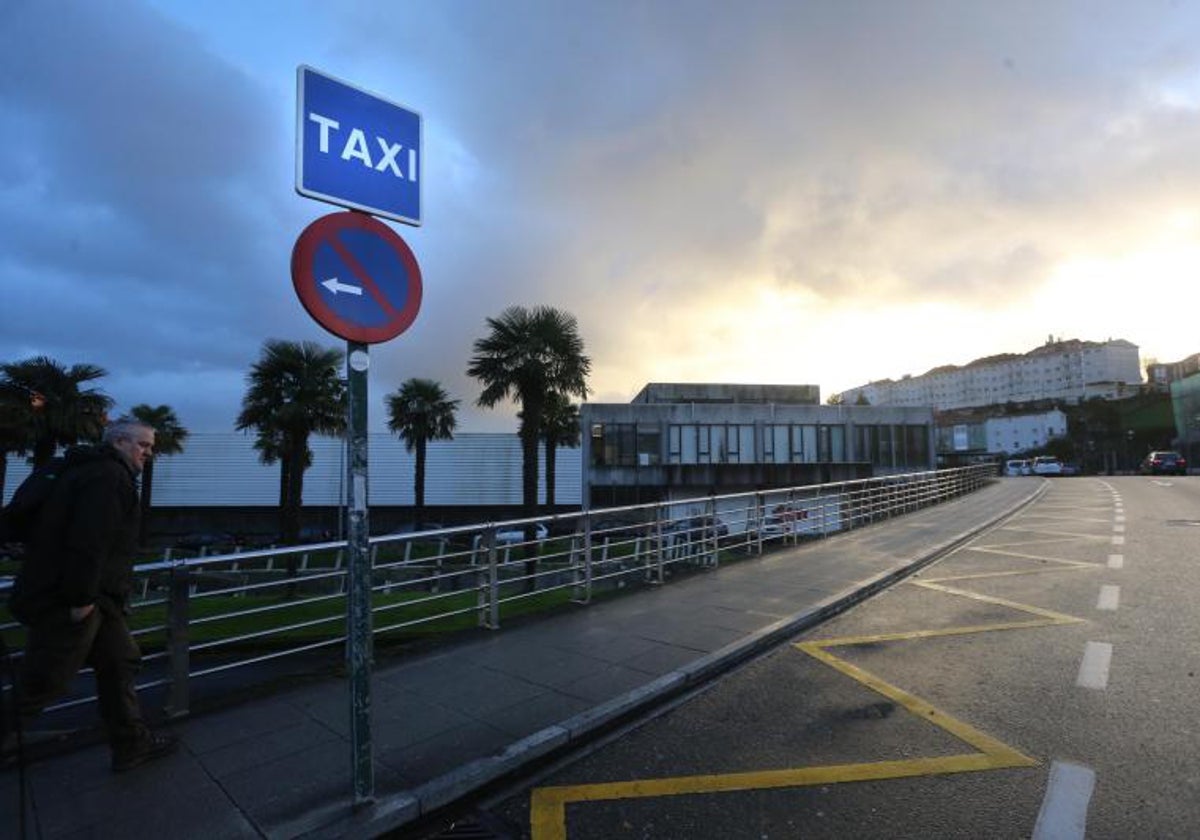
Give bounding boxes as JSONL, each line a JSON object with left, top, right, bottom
{"left": 707, "top": 496, "right": 719, "bottom": 569}
{"left": 652, "top": 504, "right": 666, "bottom": 584}
{"left": 755, "top": 491, "right": 765, "bottom": 555}
{"left": 485, "top": 531, "right": 500, "bottom": 629}
{"left": 574, "top": 517, "right": 593, "bottom": 604}
{"left": 163, "top": 559, "right": 191, "bottom": 720}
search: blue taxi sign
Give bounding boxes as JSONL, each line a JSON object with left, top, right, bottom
{"left": 296, "top": 66, "right": 422, "bottom": 226}
{"left": 291, "top": 212, "right": 422, "bottom": 344}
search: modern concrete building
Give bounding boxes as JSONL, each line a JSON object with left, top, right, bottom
{"left": 838, "top": 338, "right": 1142, "bottom": 410}
{"left": 581, "top": 383, "right": 935, "bottom": 508}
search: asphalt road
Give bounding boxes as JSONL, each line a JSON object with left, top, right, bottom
{"left": 477, "top": 476, "right": 1200, "bottom": 839}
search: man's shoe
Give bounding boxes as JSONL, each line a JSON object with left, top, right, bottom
{"left": 111, "top": 730, "right": 179, "bottom": 772}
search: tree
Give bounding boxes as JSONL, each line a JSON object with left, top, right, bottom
{"left": 467, "top": 306, "right": 590, "bottom": 587}
{"left": 537, "top": 392, "right": 580, "bottom": 511}
{"left": 826, "top": 393, "right": 845, "bottom": 406}
{"left": 0, "top": 377, "right": 35, "bottom": 504}
{"left": 128, "top": 404, "right": 190, "bottom": 547}
{"left": 468, "top": 306, "right": 591, "bottom": 515}
{"left": 0, "top": 356, "right": 112, "bottom": 467}
{"left": 235, "top": 340, "right": 346, "bottom": 548}
{"left": 385, "top": 378, "right": 459, "bottom": 528}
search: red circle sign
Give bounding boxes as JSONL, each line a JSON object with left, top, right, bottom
{"left": 291, "top": 212, "right": 423, "bottom": 344}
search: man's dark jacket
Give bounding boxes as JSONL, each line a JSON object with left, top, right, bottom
{"left": 8, "top": 444, "right": 140, "bottom": 623}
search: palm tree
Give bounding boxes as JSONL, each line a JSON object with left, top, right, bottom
{"left": 235, "top": 340, "right": 346, "bottom": 547}
{"left": 537, "top": 392, "right": 580, "bottom": 511}
{"left": 128, "top": 404, "right": 190, "bottom": 547}
{"left": 385, "top": 378, "right": 459, "bottom": 528}
{"left": 0, "top": 356, "right": 112, "bottom": 467}
{"left": 0, "top": 376, "right": 34, "bottom": 504}
{"left": 468, "top": 306, "right": 589, "bottom": 587}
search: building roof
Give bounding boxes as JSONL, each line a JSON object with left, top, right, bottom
{"left": 631, "top": 383, "right": 820, "bottom": 405}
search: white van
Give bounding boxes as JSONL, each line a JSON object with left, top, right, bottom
{"left": 1031, "top": 456, "right": 1063, "bottom": 476}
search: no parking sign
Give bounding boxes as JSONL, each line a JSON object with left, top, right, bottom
{"left": 290, "top": 211, "right": 423, "bottom": 344}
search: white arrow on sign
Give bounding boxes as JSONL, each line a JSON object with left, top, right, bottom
{"left": 322, "top": 277, "right": 362, "bottom": 296}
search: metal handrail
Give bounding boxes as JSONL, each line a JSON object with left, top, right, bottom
{"left": 0, "top": 464, "right": 997, "bottom": 719}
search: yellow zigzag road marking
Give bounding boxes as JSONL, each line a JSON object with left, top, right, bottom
{"left": 529, "top": 573, "right": 1088, "bottom": 839}
{"left": 993, "top": 527, "right": 1113, "bottom": 541}
{"left": 963, "top": 546, "right": 1104, "bottom": 567}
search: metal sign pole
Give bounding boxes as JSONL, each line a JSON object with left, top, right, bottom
{"left": 345, "top": 341, "right": 374, "bottom": 803}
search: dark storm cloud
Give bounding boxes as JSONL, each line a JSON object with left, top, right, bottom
{"left": 0, "top": 0, "right": 313, "bottom": 428}
{"left": 4, "top": 0, "right": 1199, "bottom": 431}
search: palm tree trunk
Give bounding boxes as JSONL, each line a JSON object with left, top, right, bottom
{"left": 278, "top": 458, "right": 291, "bottom": 540}
{"left": 33, "top": 439, "right": 55, "bottom": 468}
{"left": 283, "top": 434, "right": 307, "bottom": 598}
{"left": 414, "top": 439, "right": 427, "bottom": 527}
{"left": 543, "top": 438, "right": 557, "bottom": 512}
{"left": 138, "top": 458, "right": 155, "bottom": 547}
{"left": 519, "top": 420, "right": 540, "bottom": 592}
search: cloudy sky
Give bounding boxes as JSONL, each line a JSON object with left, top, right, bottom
{"left": 3, "top": 0, "right": 1199, "bottom": 434}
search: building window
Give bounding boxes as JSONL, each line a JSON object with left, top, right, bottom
{"left": 764, "top": 424, "right": 817, "bottom": 464}
{"left": 667, "top": 424, "right": 753, "bottom": 464}
{"left": 905, "top": 424, "right": 929, "bottom": 466}
{"left": 637, "top": 426, "right": 661, "bottom": 466}
{"left": 590, "top": 422, "right": 637, "bottom": 466}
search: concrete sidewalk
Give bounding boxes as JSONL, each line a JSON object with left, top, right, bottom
{"left": 1, "top": 479, "right": 1042, "bottom": 839}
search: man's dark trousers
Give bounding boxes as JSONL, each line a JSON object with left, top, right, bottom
{"left": 18, "top": 600, "right": 145, "bottom": 746}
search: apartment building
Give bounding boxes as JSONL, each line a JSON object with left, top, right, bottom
{"left": 839, "top": 338, "right": 1142, "bottom": 410}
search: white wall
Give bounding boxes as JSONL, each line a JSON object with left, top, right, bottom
{"left": 2, "top": 432, "right": 582, "bottom": 507}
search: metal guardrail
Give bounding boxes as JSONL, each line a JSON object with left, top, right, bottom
{"left": 1, "top": 464, "right": 996, "bottom": 719}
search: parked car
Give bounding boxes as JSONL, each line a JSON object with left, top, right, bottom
{"left": 1031, "top": 456, "right": 1063, "bottom": 476}
{"left": 387, "top": 522, "right": 445, "bottom": 535}
{"left": 665, "top": 515, "right": 729, "bottom": 541}
{"left": 1059, "top": 462, "right": 1081, "bottom": 476}
{"left": 173, "top": 532, "right": 240, "bottom": 552}
{"left": 759, "top": 513, "right": 794, "bottom": 538}
{"left": 1004, "top": 459, "right": 1032, "bottom": 476}
{"left": 1140, "top": 451, "right": 1187, "bottom": 476}
{"left": 494, "top": 523, "right": 549, "bottom": 544}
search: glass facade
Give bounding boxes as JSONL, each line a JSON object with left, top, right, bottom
{"left": 591, "top": 423, "right": 662, "bottom": 466}
{"left": 666, "top": 424, "right": 756, "bottom": 464}
{"left": 591, "top": 421, "right": 926, "bottom": 468}
{"left": 856, "top": 424, "right": 929, "bottom": 468}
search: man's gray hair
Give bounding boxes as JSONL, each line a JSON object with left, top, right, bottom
{"left": 103, "top": 418, "right": 154, "bottom": 445}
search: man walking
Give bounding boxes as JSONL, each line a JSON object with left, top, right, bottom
{"left": 8, "top": 418, "right": 178, "bottom": 771}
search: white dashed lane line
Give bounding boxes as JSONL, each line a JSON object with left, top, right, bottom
{"left": 1076, "top": 641, "right": 1113, "bottom": 690}
{"left": 1096, "top": 585, "right": 1119, "bottom": 611}
{"left": 1107, "top": 554, "right": 1123, "bottom": 569}
{"left": 1033, "top": 761, "right": 1096, "bottom": 840}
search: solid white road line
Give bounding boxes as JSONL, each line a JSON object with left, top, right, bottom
{"left": 1097, "top": 585, "right": 1120, "bottom": 611}
{"left": 1033, "top": 761, "right": 1096, "bottom": 840}
{"left": 1107, "top": 554, "right": 1124, "bottom": 569}
{"left": 1077, "top": 642, "right": 1113, "bottom": 690}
